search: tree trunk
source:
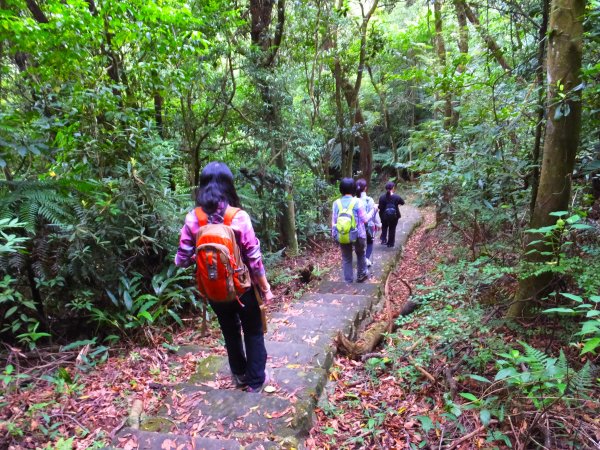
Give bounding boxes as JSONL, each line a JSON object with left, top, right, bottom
{"left": 333, "top": 59, "right": 352, "bottom": 178}
{"left": 433, "top": 0, "right": 453, "bottom": 132}
{"left": 342, "top": 79, "right": 372, "bottom": 184}
{"left": 508, "top": 0, "right": 585, "bottom": 318}
{"left": 367, "top": 65, "right": 399, "bottom": 181}
{"left": 451, "top": 0, "right": 469, "bottom": 132}
{"left": 154, "top": 92, "right": 164, "bottom": 138}
{"left": 276, "top": 151, "right": 299, "bottom": 254}
{"left": 433, "top": 0, "right": 454, "bottom": 222}
{"left": 355, "top": 107, "right": 372, "bottom": 184}
{"left": 529, "top": 0, "right": 550, "bottom": 216}
{"left": 249, "top": 0, "right": 298, "bottom": 254}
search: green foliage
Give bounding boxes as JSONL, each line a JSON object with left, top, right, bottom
{"left": 0, "top": 218, "right": 29, "bottom": 254}
{"left": 96, "top": 265, "right": 196, "bottom": 332}
{"left": 494, "top": 343, "right": 595, "bottom": 409}
{"left": 544, "top": 293, "right": 600, "bottom": 355}
{"left": 523, "top": 211, "right": 593, "bottom": 266}
{"left": 0, "top": 274, "right": 38, "bottom": 337}
{"left": 16, "top": 322, "right": 51, "bottom": 351}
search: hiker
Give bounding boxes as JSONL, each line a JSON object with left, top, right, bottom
{"left": 355, "top": 178, "right": 381, "bottom": 268}
{"left": 175, "top": 161, "right": 273, "bottom": 393}
{"left": 378, "top": 181, "right": 405, "bottom": 248}
{"left": 332, "top": 178, "right": 378, "bottom": 283}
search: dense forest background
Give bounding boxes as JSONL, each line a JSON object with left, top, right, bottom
{"left": 0, "top": 0, "right": 599, "bottom": 447}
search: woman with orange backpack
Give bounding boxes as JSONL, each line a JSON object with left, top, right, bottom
{"left": 175, "top": 162, "right": 273, "bottom": 393}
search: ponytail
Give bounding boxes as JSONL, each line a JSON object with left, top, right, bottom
{"left": 385, "top": 181, "right": 395, "bottom": 200}
{"left": 355, "top": 178, "right": 367, "bottom": 197}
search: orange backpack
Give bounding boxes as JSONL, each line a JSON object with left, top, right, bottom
{"left": 194, "top": 206, "right": 251, "bottom": 302}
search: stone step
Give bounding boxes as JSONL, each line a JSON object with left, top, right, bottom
{"left": 189, "top": 354, "right": 328, "bottom": 399}
{"left": 137, "top": 382, "right": 313, "bottom": 441}
{"left": 115, "top": 428, "right": 292, "bottom": 449}
{"left": 190, "top": 338, "right": 333, "bottom": 381}
{"left": 314, "top": 280, "right": 380, "bottom": 296}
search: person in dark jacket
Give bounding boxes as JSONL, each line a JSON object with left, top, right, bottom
{"left": 378, "top": 181, "right": 405, "bottom": 248}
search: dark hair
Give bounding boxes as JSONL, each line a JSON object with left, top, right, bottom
{"left": 355, "top": 178, "right": 367, "bottom": 197}
{"left": 339, "top": 177, "right": 355, "bottom": 196}
{"left": 385, "top": 181, "right": 395, "bottom": 199}
{"left": 196, "top": 161, "right": 241, "bottom": 214}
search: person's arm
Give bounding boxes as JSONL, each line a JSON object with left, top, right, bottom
{"left": 233, "top": 210, "right": 273, "bottom": 301}
{"left": 364, "top": 201, "right": 378, "bottom": 222}
{"left": 174, "top": 211, "right": 197, "bottom": 268}
{"left": 396, "top": 194, "right": 405, "bottom": 216}
{"left": 373, "top": 202, "right": 382, "bottom": 229}
{"left": 378, "top": 195, "right": 385, "bottom": 221}
{"left": 356, "top": 200, "right": 367, "bottom": 225}
{"left": 331, "top": 200, "right": 339, "bottom": 238}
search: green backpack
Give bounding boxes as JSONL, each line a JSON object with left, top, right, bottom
{"left": 335, "top": 198, "right": 358, "bottom": 244}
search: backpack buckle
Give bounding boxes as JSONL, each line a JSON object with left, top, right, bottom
{"left": 207, "top": 249, "right": 218, "bottom": 280}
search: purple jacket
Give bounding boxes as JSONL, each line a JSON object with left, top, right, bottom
{"left": 175, "top": 203, "right": 266, "bottom": 282}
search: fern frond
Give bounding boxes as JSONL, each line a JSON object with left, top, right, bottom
{"left": 521, "top": 341, "right": 550, "bottom": 372}
{"left": 568, "top": 361, "right": 595, "bottom": 397}
{"left": 557, "top": 350, "right": 569, "bottom": 374}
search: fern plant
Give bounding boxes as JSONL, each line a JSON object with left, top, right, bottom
{"left": 495, "top": 342, "right": 596, "bottom": 409}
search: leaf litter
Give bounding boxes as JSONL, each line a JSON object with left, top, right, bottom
{"left": 1, "top": 239, "right": 339, "bottom": 449}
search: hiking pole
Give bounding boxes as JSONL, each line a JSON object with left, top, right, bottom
{"left": 253, "top": 285, "right": 268, "bottom": 334}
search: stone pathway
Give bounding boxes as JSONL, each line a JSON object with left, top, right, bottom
{"left": 114, "top": 205, "right": 421, "bottom": 449}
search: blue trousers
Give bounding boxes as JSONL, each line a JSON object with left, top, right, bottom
{"left": 209, "top": 288, "right": 267, "bottom": 389}
{"left": 340, "top": 237, "right": 367, "bottom": 282}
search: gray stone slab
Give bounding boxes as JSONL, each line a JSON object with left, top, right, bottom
{"left": 175, "top": 344, "right": 213, "bottom": 356}
{"left": 269, "top": 293, "right": 374, "bottom": 345}
{"left": 185, "top": 341, "right": 333, "bottom": 391}
{"left": 157, "top": 384, "right": 301, "bottom": 438}
{"left": 267, "top": 322, "right": 342, "bottom": 349}
{"left": 266, "top": 340, "right": 330, "bottom": 369}
{"left": 114, "top": 428, "right": 298, "bottom": 450}
{"left": 314, "top": 280, "right": 380, "bottom": 296}
{"left": 190, "top": 355, "right": 230, "bottom": 384}
{"left": 299, "top": 292, "right": 373, "bottom": 310}
{"left": 270, "top": 366, "right": 328, "bottom": 401}
{"left": 115, "top": 428, "right": 241, "bottom": 450}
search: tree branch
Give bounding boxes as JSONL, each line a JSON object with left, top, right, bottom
{"left": 461, "top": 0, "right": 512, "bottom": 71}
{"left": 264, "top": 0, "right": 286, "bottom": 67}
{"left": 25, "top": 0, "right": 49, "bottom": 23}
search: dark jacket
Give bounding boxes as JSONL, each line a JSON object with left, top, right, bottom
{"left": 378, "top": 192, "right": 405, "bottom": 222}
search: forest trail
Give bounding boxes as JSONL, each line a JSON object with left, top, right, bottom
{"left": 113, "top": 205, "right": 422, "bottom": 449}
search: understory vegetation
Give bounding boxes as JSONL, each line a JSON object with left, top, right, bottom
{"left": 312, "top": 209, "right": 599, "bottom": 449}
{"left": 1, "top": 0, "right": 599, "bottom": 447}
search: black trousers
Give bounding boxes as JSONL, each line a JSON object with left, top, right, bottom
{"left": 209, "top": 287, "right": 267, "bottom": 389}
{"left": 381, "top": 218, "right": 399, "bottom": 247}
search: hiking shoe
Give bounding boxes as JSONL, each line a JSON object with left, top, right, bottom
{"left": 356, "top": 273, "right": 369, "bottom": 283}
{"left": 247, "top": 369, "right": 271, "bottom": 393}
{"left": 366, "top": 258, "right": 372, "bottom": 267}
{"left": 232, "top": 373, "right": 248, "bottom": 389}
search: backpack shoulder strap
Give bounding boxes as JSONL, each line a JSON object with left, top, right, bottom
{"left": 223, "top": 206, "right": 240, "bottom": 226}
{"left": 335, "top": 198, "right": 343, "bottom": 213}
{"left": 195, "top": 207, "right": 208, "bottom": 227}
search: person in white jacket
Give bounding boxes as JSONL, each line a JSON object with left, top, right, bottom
{"left": 355, "top": 179, "right": 381, "bottom": 267}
